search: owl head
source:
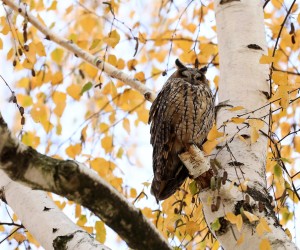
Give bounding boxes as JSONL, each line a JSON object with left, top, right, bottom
{"left": 171, "top": 59, "right": 208, "bottom": 86}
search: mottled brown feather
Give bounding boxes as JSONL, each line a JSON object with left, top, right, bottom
{"left": 149, "top": 62, "right": 215, "bottom": 201}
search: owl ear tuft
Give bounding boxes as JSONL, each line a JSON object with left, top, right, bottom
{"left": 175, "top": 59, "right": 187, "bottom": 69}
{"left": 194, "top": 58, "right": 199, "bottom": 68}
{"left": 199, "top": 66, "right": 208, "bottom": 74}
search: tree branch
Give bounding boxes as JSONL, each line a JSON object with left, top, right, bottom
{"left": 2, "top": 0, "right": 156, "bottom": 102}
{"left": 0, "top": 113, "right": 171, "bottom": 250}
{"left": 0, "top": 170, "right": 109, "bottom": 250}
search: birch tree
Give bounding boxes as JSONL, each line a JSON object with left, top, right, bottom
{"left": 0, "top": 0, "right": 299, "bottom": 249}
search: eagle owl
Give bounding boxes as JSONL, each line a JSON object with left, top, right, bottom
{"left": 149, "top": 59, "right": 215, "bottom": 201}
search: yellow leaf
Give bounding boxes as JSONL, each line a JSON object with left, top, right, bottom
{"left": 272, "top": 71, "right": 287, "bottom": 85}
{"left": 16, "top": 78, "right": 30, "bottom": 88}
{"left": 280, "top": 122, "right": 290, "bottom": 138}
{"left": 77, "top": 215, "right": 87, "bottom": 226}
{"left": 35, "top": 42, "right": 46, "bottom": 56}
{"left": 7, "top": 48, "right": 14, "bottom": 60}
{"left": 259, "top": 239, "right": 271, "bottom": 250}
{"left": 102, "top": 82, "right": 117, "bottom": 98}
{"left": 123, "top": 118, "right": 130, "bottom": 134}
{"left": 225, "top": 212, "right": 237, "bottom": 224}
{"left": 16, "top": 94, "right": 33, "bottom": 107}
{"left": 236, "top": 214, "right": 243, "bottom": 232}
{"left": 237, "top": 233, "right": 245, "bottom": 246}
{"left": 116, "top": 147, "right": 124, "bottom": 158}
{"left": 175, "top": 39, "right": 193, "bottom": 52}
{"left": 105, "top": 29, "right": 120, "bottom": 48}
{"left": 80, "top": 16, "right": 97, "bottom": 33}
{"left": 31, "top": 102, "right": 48, "bottom": 124}
{"left": 259, "top": 54, "right": 274, "bottom": 64}
{"left": 51, "top": 48, "right": 64, "bottom": 64}
{"left": 231, "top": 117, "right": 246, "bottom": 124}
{"left": 134, "top": 71, "right": 145, "bottom": 82}
{"left": 138, "top": 32, "right": 147, "bottom": 43}
{"left": 214, "top": 75, "right": 219, "bottom": 88}
{"left": 187, "top": 23, "right": 197, "bottom": 33}
{"left": 51, "top": 71, "right": 63, "bottom": 85}
{"left": 65, "top": 143, "right": 82, "bottom": 158}
{"left": 65, "top": 5, "right": 73, "bottom": 15}
{"left": 53, "top": 91, "right": 66, "bottom": 117}
{"left": 294, "top": 136, "right": 300, "bottom": 153}
{"left": 116, "top": 58, "right": 125, "bottom": 69}
{"left": 130, "top": 188, "right": 137, "bottom": 198}
{"left": 23, "top": 43, "right": 37, "bottom": 64}
{"left": 13, "top": 233, "right": 26, "bottom": 243}
{"left": 249, "top": 119, "right": 264, "bottom": 143}
{"left": 1, "top": 22, "right": 10, "bottom": 35}
{"left": 79, "top": 62, "right": 98, "bottom": 78}
{"left": 256, "top": 218, "right": 272, "bottom": 236}
{"left": 22, "top": 132, "right": 40, "bottom": 148}
{"left": 137, "top": 108, "right": 149, "bottom": 124}
{"left": 67, "top": 84, "right": 81, "bottom": 100}
{"left": 110, "top": 177, "right": 123, "bottom": 189}
{"left": 243, "top": 211, "right": 259, "bottom": 222}
{"left": 83, "top": 226, "right": 93, "bottom": 234}
{"left": 22, "top": 58, "right": 33, "bottom": 69}
{"left": 99, "top": 123, "right": 110, "bottom": 133}
{"left": 285, "top": 228, "right": 292, "bottom": 239}
{"left": 228, "top": 106, "right": 245, "bottom": 112}
{"left": 207, "top": 125, "right": 224, "bottom": 140}
{"left": 47, "top": 0, "right": 57, "bottom": 10}
{"left": 75, "top": 204, "right": 81, "bottom": 218}
{"left": 95, "top": 221, "right": 106, "bottom": 243}
{"left": 201, "top": 44, "right": 218, "bottom": 58}
{"left": 211, "top": 241, "right": 220, "bottom": 250}
{"left": 185, "top": 221, "right": 199, "bottom": 236}
{"left": 108, "top": 54, "right": 117, "bottom": 66}
{"left": 90, "top": 158, "right": 116, "bottom": 176}
{"left": 127, "top": 59, "right": 138, "bottom": 70}
{"left": 238, "top": 179, "right": 249, "bottom": 191}
{"left": 101, "top": 136, "right": 113, "bottom": 153}
{"left": 0, "top": 37, "right": 3, "bottom": 49}
{"left": 81, "top": 125, "right": 88, "bottom": 142}
{"left": 202, "top": 139, "right": 218, "bottom": 154}
{"left": 271, "top": 0, "right": 282, "bottom": 9}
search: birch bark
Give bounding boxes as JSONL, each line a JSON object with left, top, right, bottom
{"left": 196, "top": 1, "right": 298, "bottom": 249}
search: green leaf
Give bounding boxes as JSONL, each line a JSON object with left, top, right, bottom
{"left": 189, "top": 181, "right": 198, "bottom": 195}
{"left": 211, "top": 218, "right": 221, "bottom": 231}
{"left": 80, "top": 82, "right": 93, "bottom": 95}
{"left": 280, "top": 158, "right": 291, "bottom": 163}
{"left": 274, "top": 164, "right": 282, "bottom": 177}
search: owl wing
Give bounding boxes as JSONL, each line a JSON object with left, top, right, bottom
{"left": 149, "top": 78, "right": 192, "bottom": 200}
{"left": 149, "top": 78, "right": 215, "bottom": 201}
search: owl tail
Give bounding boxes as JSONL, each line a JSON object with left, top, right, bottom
{"left": 151, "top": 165, "right": 189, "bottom": 201}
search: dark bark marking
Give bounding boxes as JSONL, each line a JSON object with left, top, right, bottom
{"left": 247, "top": 44, "right": 263, "bottom": 50}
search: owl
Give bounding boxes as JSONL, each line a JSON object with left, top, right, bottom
{"left": 149, "top": 59, "right": 215, "bottom": 201}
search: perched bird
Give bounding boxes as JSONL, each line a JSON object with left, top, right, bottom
{"left": 149, "top": 59, "right": 215, "bottom": 201}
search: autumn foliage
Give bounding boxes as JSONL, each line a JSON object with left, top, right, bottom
{"left": 0, "top": 0, "right": 299, "bottom": 249}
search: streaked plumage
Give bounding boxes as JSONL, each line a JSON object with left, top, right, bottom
{"left": 149, "top": 59, "right": 215, "bottom": 201}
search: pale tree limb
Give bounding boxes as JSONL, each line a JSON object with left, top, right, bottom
{"left": 179, "top": 145, "right": 210, "bottom": 179}
{"left": 0, "top": 113, "right": 171, "bottom": 250}
{"left": 0, "top": 170, "right": 110, "bottom": 250}
{"left": 188, "top": 1, "right": 297, "bottom": 249}
{"left": 2, "top": 0, "right": 156, "bottom": 102}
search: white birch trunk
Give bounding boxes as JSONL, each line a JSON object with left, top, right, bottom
{"left": 0, "top": 171, "right": 109, "bottom": 250}
{"left": 196, "top": 1, "right": 298, "bottom": 249}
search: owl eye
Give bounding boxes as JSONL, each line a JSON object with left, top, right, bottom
{"left": 195, "top": 75, "right": 203, "bottom": 81}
